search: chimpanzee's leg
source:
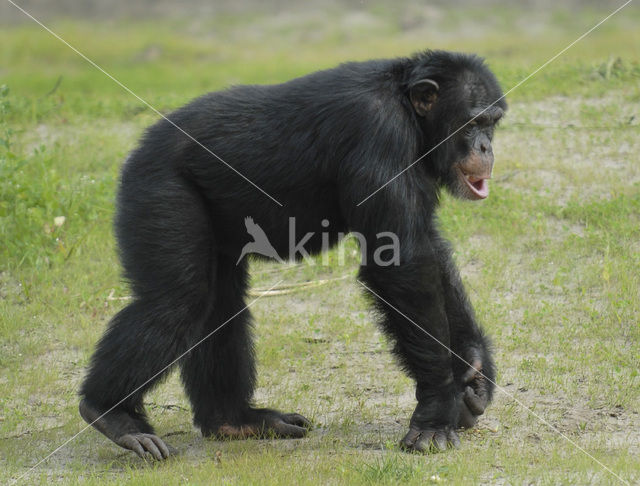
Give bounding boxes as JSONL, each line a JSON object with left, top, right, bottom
{"left": 79, "top": 298, "right": 208, "bottom": 459}
{"left": 180, "top": 256, "right": 311, "bottom": 439}
{"left": 79, "top": 167, "right": 214, "bottom": 460}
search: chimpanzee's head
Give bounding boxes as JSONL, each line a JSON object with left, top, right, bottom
{"left": 407, "top": 51, "right": 507, "bottom": 200}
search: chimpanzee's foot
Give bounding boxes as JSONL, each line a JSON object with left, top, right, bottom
{"left": 79, "top": 399, "right": 174, "bottom": 460}
{"left": 400, "top": 425, "right": 460, "bottom": 453}
{"left": 207, "top": 407, "right": 312, "bottom": 440}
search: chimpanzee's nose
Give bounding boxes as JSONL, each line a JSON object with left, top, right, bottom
{"left": 480, "top": 143, "right": 487, "bottom": 153}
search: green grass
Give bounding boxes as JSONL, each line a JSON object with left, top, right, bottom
{"left": 1, "top": 4, "right": 639, "bottom": 485}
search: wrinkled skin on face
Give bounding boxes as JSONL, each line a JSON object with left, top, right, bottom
{"left": 409, "top": 66, "right": 506, "bottom": 203}
{"left": 452, "top": 106, "right": 504, "bottom": 201}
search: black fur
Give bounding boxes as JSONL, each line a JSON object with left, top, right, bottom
{"left": 80, "top": 49, "right": 505, "bottom": 456}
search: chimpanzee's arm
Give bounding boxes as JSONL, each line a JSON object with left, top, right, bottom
{"left": 431, "top": 232, "right": 496, "bottom": 428}
{"left": 358, "top": 250, "right": 462, "bottom": 449}
{"left": 342, "top": 170, "right": 463, "bottom": 450}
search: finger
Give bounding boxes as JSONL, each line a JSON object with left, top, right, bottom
{"left": 271, "top": 421, "right": 308, "bottom": 438}
{"left": 464, "top": 386, "right": 487, "bottom": 416}
{"left": 412, "top": 430, "right": 436, "bottom": 453}
{"left": 462, "top": 359, "right": 483, "bottom": 383}
{"left": 476, "top": 376, "right": 489, "bottom": 399}
{"left": 139, "top": 436, "right": 163, "bottom": 461}
{"left": 147, "top": 434, "right": 172, "bottom": 459}
{"left": 433, "top": 430, "right": 447, "bottom": 451}
{"left": 400, "top": 427, "right": 421, "bottom": 449}
{"left": 457, "top": 403, "right": 478, "bottom": 429}
{"left": 119, "top": 435, "right": 147, "bottom": 458}
{"left": 447, "top": 428, "right": 461, "bottom": 448}
{"left": 282, "top": 413, "right": 312, "bottom": 429}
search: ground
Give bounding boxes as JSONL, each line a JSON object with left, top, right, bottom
{"left": 0, "top": 3, "right": 639, "bottom": 485}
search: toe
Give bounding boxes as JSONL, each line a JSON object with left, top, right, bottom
{"left": 139, "top": 435, "right": 163, "bottom": 460}
{"left": 147, "top": 434, "right": 173, "bottom": 459}
{"left": 282, "top": 413, "right": 312, "bottom": 429}
{"left": 117, "top": 434, "right": 146, "bottom": 459}
{"left": 271, "top": 421, "right": 308, "bottom": 438}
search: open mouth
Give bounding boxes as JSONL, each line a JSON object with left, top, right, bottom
{"left": 459, "top": 169, "right": 490, "bottom": 199}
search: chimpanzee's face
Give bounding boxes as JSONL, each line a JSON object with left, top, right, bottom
{"left": 408, "top": 68, "right": 506, "bottom": 201}
{"left": 449, "top": 104, "right": 504, "bottom": 201}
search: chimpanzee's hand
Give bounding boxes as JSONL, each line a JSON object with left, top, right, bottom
{"left": 456, "top": 353, "right": 491, "bottom": 429}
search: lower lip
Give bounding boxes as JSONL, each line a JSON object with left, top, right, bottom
{"left": 465, "top": 177, "right": 489, "bottom": 199}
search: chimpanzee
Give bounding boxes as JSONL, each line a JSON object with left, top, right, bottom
{"left": 80, "top": 49, "right": 506, "bottom": 459}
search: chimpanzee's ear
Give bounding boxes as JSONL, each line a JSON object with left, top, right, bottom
{"left": 409, "top": 79, "right": 439, "bottom": 117}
